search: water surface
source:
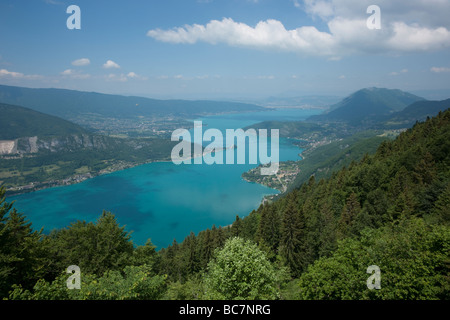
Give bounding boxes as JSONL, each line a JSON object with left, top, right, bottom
{"left": 8, "top": 108, "right": 320, "bottom": 248}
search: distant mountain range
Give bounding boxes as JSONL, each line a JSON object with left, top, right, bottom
{"left": 0, "top": 84, "right": 265, "bottom": 121}
{"left": 308, "top": 87, "right": 426, "bottom": 124}
{"left": 0, "top": 103, "right": 88, "bottom": 140}
{"left": 383, "top": 98, "right": 450, "bottom": 128}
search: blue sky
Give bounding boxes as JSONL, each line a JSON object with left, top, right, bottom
{"left": 1, "top": 0, "right": 450, "bottom": 100}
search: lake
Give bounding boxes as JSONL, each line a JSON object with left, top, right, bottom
{"left": 8, "top": 108, "right": 321, "bottom": 249}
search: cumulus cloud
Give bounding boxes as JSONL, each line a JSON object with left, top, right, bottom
{"left": 102, "top": 60, "right": 120, "bottom": 69}
{"left": 0, "top": 69, "right": 42, "bottom": 79}
{"left": 71, "top": 58, "right": 90, "bottom": 66}
{"left": 147, "top": 0, "right": 450, "bottom": 56}
{"left": 303, "top": 0, "right": 450, "bottom": 29}
{"left": 148, "top": 18, "right": 336, "bottom": 55}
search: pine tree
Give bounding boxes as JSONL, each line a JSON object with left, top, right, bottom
{"left": 199, "top": 229, "right": 214, "bottom": 269}
{"left": 0, "top": 187, "right": 47, "bottom": 298}
{"left": 183, "top": 231, "right": 199, "bottom": 275}
{"left": 256, "top": 205, "right": 281, "bottom": 259}
{"left": 231, "top": 215, "right": 242, "bottom": 237}
{"left": 279, "top": 197, "right": 306, "bottom": 277}
{"left": 337, "top": 192, "right": 361, "bottom": 239}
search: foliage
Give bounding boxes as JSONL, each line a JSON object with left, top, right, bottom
{"left": 46, "top": 211, "right": 134, "bottom": 278}
{"left": 0, "top": 187, "right": 49, "bottom": 297}
{"left": 204, "top": 237, "right": 282, "bottom": 300}
{"left": 297, "top": 218, "right": 450, "bottom": 300}
{"left": 9, "top": 265, "right": 167, "bottom": 300}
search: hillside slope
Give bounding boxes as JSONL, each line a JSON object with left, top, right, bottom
{"left": 382, "top": 98, "right": 450, "bottom": 128}
{"left": 0, "top": 103, "right": 88, "bottom": 140}
{"left": 308, "top": 87, "right": 425, "bottom": 124}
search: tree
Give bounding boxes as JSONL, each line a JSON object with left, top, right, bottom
{"left": 181, "top": 231, "right": 200, "bottom": 275}
{"left": 230, "top": 215, "right": 242, "bottom": 237}
{"left": 9, "top": 265, "right": 167, "bottom": 300}
{"left": 48, "top": 211, "right": 134, "bottom": 277}
{"left": 337, "top": 192, "right": 361, "bottom": 239}
{"left": 256, "top": 205, "right": 281, "bottom": 260}
{"left": 279, "top": 197, "right": 307, "bottom": 277}
{"left": 0, "top": 187, "right": 48, "bottom": 298}
{"left": 204, "top": 237, "right": 279, "bottom": 300}
{"left": 132, "top": 238, "right": 160, "bottom": 270}
{"left": 297, "top": 218, "right": 450, "bottom": 300}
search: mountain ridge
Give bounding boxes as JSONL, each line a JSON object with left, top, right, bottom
{"left": 0, "top": 84, "right": 265, "bottom": 121}
{"left": 308, "top": 87, "right": 426, "bottom": 124}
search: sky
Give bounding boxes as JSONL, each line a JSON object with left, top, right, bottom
{"left": 1, "top": 0, "right": 450, "bottom": 100}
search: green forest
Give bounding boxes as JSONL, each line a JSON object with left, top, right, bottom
{"left": 1, "top": 110, "right": 449, "bottom": 300}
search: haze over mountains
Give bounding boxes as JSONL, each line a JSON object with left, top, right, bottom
{"left": 0, "top": 84, "right": 265, "bottom": 121}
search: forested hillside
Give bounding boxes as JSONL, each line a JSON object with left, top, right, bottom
{"left": 1, "top": 109, "right": 449, "bottom": 300}
{"left": 0, "top": 103, "right": 88, "bottom": 140}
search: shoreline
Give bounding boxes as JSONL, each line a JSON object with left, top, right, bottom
{"left": 4, "top": 158, "right": 173, "bottom": 197}
{"left": 4, "top": 144, "right": 239, "bottom": 198}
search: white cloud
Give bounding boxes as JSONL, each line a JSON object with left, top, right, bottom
{"left": 126, "top": 72, "right": 148, "bottom": 80}
{"left": 147, "top": 16, "right": 450, "bottom": 56}
{"left": 292, "top": 0, "right": 302, "bottom": 8}
{"left": 105, "top": 73, "right": 127, "bottom": 82}
{"left": 303, "top": 0, "right": 335, "bottom": 19}
{"left": 102, "top": 60, "right": 120, "bottom": 69}
{"left": 71, "top": 58, "right": 90, "bottom": 66}
{"left": 302, "top": 0, "right": 450, "bottom": 29}
{"left": 387, "top": 22, "right": 450, "bottom": 52}
{"left": 431, "top": 66, "right": 450, "bottom": 73}
{"left": 147, "top": 1, "right": 450, "bottom": 57}
{"left": 0, "top": 68, "right": 42, "bottom": 80}
{"left": 61, "top": 69, "right": 74, "bottom": 75}
{"left": 105, "top": 72, "right": 147, "bottom": 82}
{"left": 61, "top": 69, "right": 90, "bottom": 79}
{"left": 148, "top": 18, "right": 335, "bottom": 55}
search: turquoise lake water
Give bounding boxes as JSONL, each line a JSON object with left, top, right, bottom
{"left": 8, "top": 108, "right": 321, "bottom": 249}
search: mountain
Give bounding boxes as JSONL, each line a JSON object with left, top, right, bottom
{"left": 0, "top": 84, "right": 264, "bottom": 121}
{"left": 0, "top": 103, "right": 88, "bottom": 140}
{"left": 308, "top": 87, "right": 425, "bottom": 124}
{"left": 383, "top": 98, "right": 450, "bottom": 128}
